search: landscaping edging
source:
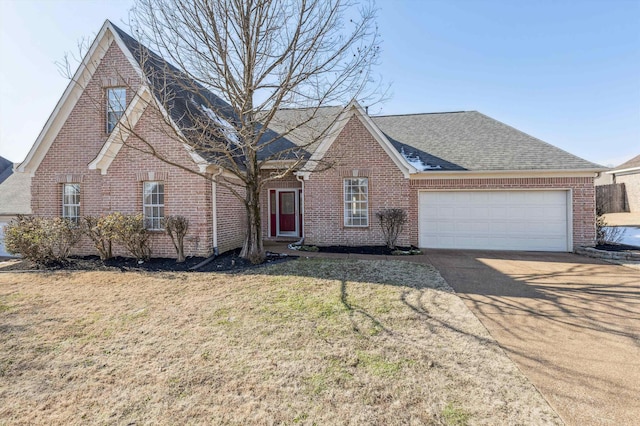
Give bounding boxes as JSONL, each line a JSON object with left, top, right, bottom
{"left": 575, "top": 246, "right": 640, "bottom": 261}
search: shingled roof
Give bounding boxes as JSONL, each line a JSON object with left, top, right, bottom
{"left": 372, "top": 111, "right": 603, "bottom": 172}
{"left": 0, "top": 167, "right": 31, "bottom": 216}
{"left": 111, "top": 22, "right": 302, "bottom": 164}
{"left": 612, "top": 154, "right": 640, "bottom": 172}
{"left": 0, "top": 156, "right": 13, "bottom": 185}
{"left": 111, "top": 23, "right": 601, "bottom": 173}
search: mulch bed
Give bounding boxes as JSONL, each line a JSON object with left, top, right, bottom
{"left": 317, "top": 245, "right": 417, "bottom": 255}
{"left": 0, "top": 249, "right": 295, "bottom": 273}
{"left": 594, "top": 243, "right": 640, "bottom": 252}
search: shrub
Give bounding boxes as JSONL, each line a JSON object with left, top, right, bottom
{"left": 4, "top": 215, "right": 81, "bottom": 265}
{"left": 163, "top": 215, "right": 189, "bottom": 262}
{"left": 111, "top": 213, "right": 151, "bottom": 261}
{"left": 376, "top": 208, "right": 408, "bottom": 249}
{"left": 296, "top": 245, "right": 319, "bottom": 252}
{"left": 595, "top": 214, "right": 623, "bottom": 245}
{"left": 82, "top": 214, "right": 120, "bottom": 260}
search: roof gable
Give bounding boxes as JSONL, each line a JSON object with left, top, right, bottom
{"left": 17, "top": 21, "right": 144, "bottom": 175}
{"left": 301, "top": 100, "right": 415, "bottom": 178}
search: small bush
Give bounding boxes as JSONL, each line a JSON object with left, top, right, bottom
{"left": 391, "top": 248, "right": 422, "bottom": 256}
{"left": 111, "top": 213, "right": 151, "bottom": 261}
{"left": 595, "top": 214, "right": 623, "bottom": 245}
{"left": 82, "top": 214, "right": 120, "bottom": 260}
{"left": 163, "top": 215, "right": 189, "bottom": 262}
{"left": 4, "top": 215, "right": 81, "bottom": 265}
{"left": 297, "top": 245, "right": 319, "bottom": 252}
{"left": 376, "top": 208, "right": 408, "bottom": 249}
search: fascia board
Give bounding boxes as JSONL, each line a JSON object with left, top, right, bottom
{"left": 410, "top": 169, "right": 603, "bottom": 179}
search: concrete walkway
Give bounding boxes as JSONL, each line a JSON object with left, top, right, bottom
{"left": 425, "top": 250, "right": 640, "bottom": 426}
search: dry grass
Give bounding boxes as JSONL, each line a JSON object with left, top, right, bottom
{"left": 0, "top": 259, "right": 560, "bottom": 425}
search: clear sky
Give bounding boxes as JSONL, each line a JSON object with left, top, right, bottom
{"left": 0, "top": 0, "right": 638, "bottom": 167}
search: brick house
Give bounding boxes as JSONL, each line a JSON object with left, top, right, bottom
{"left": 17, "top": 21, "right": 604, "bottom": 258}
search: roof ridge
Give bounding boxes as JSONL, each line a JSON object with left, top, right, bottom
{"left": 372, "top": 111, "right": 473, "bottom": 118}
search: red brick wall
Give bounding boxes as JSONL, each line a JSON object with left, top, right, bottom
{"left": 216, "top": 176, "right": 247, "bottom": 253}
{"left": 31, "top": 38, "right": 218, "bottom": 258}
{"left": 303, "top": 115, "right": 411, "bottom": 246}
{"left": 300, "top": 114, "right": 596, "bottom": 249}
{"left": 105, "top": 109, "right": 213, "bottom": 258}
{"left": 408, "top": 177, "right": 596, "bottom": 248}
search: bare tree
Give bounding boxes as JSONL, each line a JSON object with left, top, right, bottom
{"left": 131, "top": 0, "right": 381, "bottom": 263}
{"left": 62, "top": 0, "right": 382, "bottom": 264}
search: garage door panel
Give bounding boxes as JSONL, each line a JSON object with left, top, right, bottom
{"left": 419, "top": 191, "right": 569, "bottom": 251}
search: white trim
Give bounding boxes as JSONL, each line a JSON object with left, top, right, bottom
{"left": 142, "top": 180, "right": 165, "bottom": 230}
{"left": 212, "top": 180, "right": 218, "bottom": 251}
{"left": 566, "top": 189, "right": 574, "bottom": 250}
{"left": 61, "top": 183, "right": 81, "bottom": 224}
{"left": 275, "top": 189, "right": 300, "bottom": 237}
{"left": 607, "top": 166, "right": 640, "bottom": 176}
{"left": 410, "top": 169, "right": 602, "bottom": 179}
{"left": 343, "top": 176, "right": 369, "bottom": 227}
{"left": 302, "top": 100, "right": 414, "bottom": 178}
{"left": 417, "top": 188, "right": 572, "bottom": 252}
{"left": 88, "top": 86, "right": 152, "bottom": 174}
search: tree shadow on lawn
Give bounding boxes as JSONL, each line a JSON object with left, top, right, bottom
{"left": 255, "top": 257, "right": 498, "bottom": 348}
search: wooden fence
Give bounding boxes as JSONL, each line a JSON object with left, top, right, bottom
{"left": 596, "top": 183, "right": 628, "bottom": 214}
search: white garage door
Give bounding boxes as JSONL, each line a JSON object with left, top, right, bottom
{"left": 419, "top": 190, "right": 569, "bottom": 251}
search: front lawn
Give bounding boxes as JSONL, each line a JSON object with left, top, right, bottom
{"left": 0, "top": 259, "right": 559, "bottom": 425}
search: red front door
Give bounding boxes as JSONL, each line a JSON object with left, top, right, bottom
{"left": 278, "top": 191, "right": 297, "bottom": 235}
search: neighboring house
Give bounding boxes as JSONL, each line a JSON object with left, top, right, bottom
{"left": 0, "top": 162, "right": 32, "bottom": 257}
{"left": 17, "top": 20, "right": 604, "bottom": 257}
{"left": 0, "top": 155, "right": 13, "bottom": 184}
{"left": 607, "top": 154, "right": 640, "bottom": 212}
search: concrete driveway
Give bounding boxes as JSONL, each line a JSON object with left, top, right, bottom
{"left": 425, "top": 250, "right": 640, "bottom": 426}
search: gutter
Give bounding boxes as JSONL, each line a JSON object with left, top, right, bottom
{"left": 211, "top": 167, "right": 224, "bottom": 256}
{"left": 409, "top": 168, "right": 606, "bottom": 179}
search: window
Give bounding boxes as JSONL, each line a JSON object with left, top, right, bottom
{"left": 143, "top": 181, "right": 165, "bottom": 230}
{"left": 344, "top": 178, "right": 368, "bottom": 227}
{"left": 106, "top": 87, "right": 126, "bottom": 133}
{"left": 62, "top": 183, "right": 80, "bottom": 224}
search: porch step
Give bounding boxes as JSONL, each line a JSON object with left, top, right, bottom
{"left": 266, "top": 237, "right": 300, "bottom": 244}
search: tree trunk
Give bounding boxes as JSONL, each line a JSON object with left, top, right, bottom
{"left": 176, "top": 246, "right": 185, "bottom": 263}
{"left": 239, "top": 180, "right": 265, "bottom": 264}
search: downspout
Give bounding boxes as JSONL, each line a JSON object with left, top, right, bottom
{"left": 289, "top": 173, "right": 306, "bottom": 248}
{"left": 211, "top": 167, "right": 224, "bottom": 256}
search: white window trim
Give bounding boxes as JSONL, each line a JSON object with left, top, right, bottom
{"left": 343, "top": 178, "right": 369, "bottom": 227}
{"left": 106, "top": 87, "right": 126, "bottom": 133}
{"left": 143, "top": 181, "right": 165, "bottom": 230}
{"left": 62, "top": 183, "right": 80, "bottom": 224}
